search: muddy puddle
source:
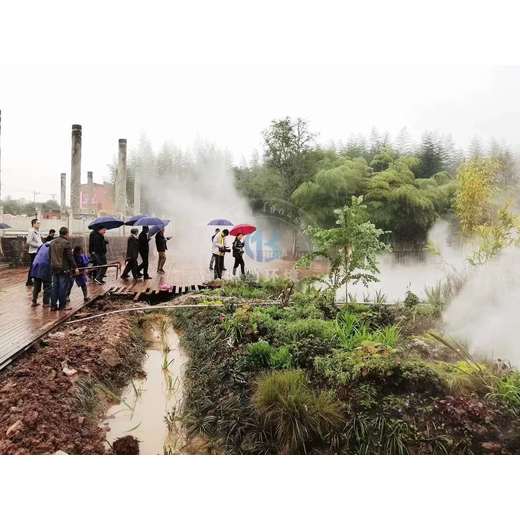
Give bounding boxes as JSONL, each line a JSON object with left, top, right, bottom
{"left": 102, "top": 317, "right": 188, "bottom": 454}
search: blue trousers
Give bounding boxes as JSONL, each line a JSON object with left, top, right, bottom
{"left": 51, "top": 272, "right": 71, "bottom": 309}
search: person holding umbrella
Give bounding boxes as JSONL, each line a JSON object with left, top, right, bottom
{"left": 121, "top": 228, "right": 142, "bottom": 280}
{"left": 232, "top": 233, "right": 246, "bottom": 277}
{"left": 137, "top": 226, "right": 152, "bottom": 279}
{"left": 155, "top": 228, "right": 170, "bottom": 274}
{"left": 89, "top": 226, "right": 108, "bottom": 284}
{"left": 212, "top": 228, "right": 230, "bottom": 279}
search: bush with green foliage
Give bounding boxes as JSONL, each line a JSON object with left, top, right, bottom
{"left": 253, "top": 370, "right": 344, "bottom": 453}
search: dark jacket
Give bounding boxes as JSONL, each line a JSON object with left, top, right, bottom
{"left": 232, "top": 237, "right": 245, "bottom": 258}
{"left": 50, "top": 236, "right": 77, "bottom": 273}
{"left": 155, "top": 233, "right": 168, "bottom": 253}
{"left": 89, "top": 229, "right": 107, "bottom": 256}
{"left": 138, "top": 230, "right": 150, "bottom": 255}
{"left": 126, "top": 235, "right": 140, "bottom": 261}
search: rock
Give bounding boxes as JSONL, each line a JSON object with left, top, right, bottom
{"left": 112, "top": 435, "right": 139, "bottom": 455}
{"left": 61, "top": 362, "right": 77, "bottom": 377}
{"left": 48, "top": 332, "right": 66, "bottom": 340}
{"left": 100, "top": 348, "right": 122, "bottom": 367}
{"left": 0, "top": 381, "right": 17, "bottom": 393}
{"left": 53, "top": 450, "right": 69, "bottom": 455}
{"left": 23, "top": 410, "right": 39, "bottom": 428}
{"left": 481, "top": 442, "right": 502, "bottom": 453}
{"left": 6, "top": 419, "right": 24, "bottom": 438}
{"left": 69, "top": 326, "right": 87, "bottom": 337}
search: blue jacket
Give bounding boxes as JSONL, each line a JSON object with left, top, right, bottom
{"left": 31, "top": 242, "right": 51, "bottom": 281}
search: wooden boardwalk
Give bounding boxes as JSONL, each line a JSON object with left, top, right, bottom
{"left": 0, "top": 251, "right": 295, "bottom": 369}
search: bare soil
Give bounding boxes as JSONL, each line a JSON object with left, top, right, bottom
{"left": 0, "top": 297, "right": 146, "bottom": 454}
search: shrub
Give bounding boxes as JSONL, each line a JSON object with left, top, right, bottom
{"left": 270, "top": 346, "right": 293, "bottom": 369}
{"left": 245, "top": 341, "right": 293, "bottom": 370}
{"left": 246, "top": 341, "right": 274, "bottom": 369}
{"left": 280, "top": 318, "right": 339, "bottom": 344}
{"left": 432, "top": 361, "right": 492, "bottom": 395}
{"left": 253, "top": 370, "right": 344, "bottom": 453}
{"left": 404, "top": 290, "right": 420, "bottom": 308}
{"left": 315, "top": 344, "right": 443, "bottom": 394}
{"left": 491, "top": 371, "right": 520, "bottom": 412}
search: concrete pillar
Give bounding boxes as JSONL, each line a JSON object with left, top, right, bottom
{"left": 60, "top": 173, "right": 67, "bottom": 213}
{"left": 87, "top": 171, "right": 94, "bottom": 213}
{"left": 115, "top": 138, "right": 127, "bottom": 217}
{"left": 70, "top": 124, "right": 82, "bottom": 218}
{"left": 133, "top": 162, "right": 141, "bottom": 214}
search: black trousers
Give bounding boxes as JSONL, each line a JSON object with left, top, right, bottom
{"left": 27, "top": 253, "right": 37, "bottom": 283}
{"left": 233, "top": 255, "right": 245, "bottom": 275}
{"left": 122, "top": 258, "right": 140, "bottom": 279}
{"left": 138, "top": 252, "right": 149, "bottom": 276}
{"left": 214, "top": 255, "right": 225, "bottom": 279}
{"left": 92, "top": 253, "right": 107, "bottom": 282}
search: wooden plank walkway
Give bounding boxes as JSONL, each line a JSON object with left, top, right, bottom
{"left": 0, "top": 252, "right": 295, "bottom": 369}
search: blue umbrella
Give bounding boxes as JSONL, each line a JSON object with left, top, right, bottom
{"left": 125, "top": 214, "right": 148, "bottom": 225}
{"left": 135, "top": 216, "right": 170, "bottom": 227}
{"left": 88, "top": 215, "right": 124, "bottom": 230}
{"left": 148, "top": 219, "right": 170, "bottom": 237}
{"left": 208, "top": 218, "right": 233, "bottom": 226}
{"left": 0, "top": 223, "right": 11, "bottom": 229}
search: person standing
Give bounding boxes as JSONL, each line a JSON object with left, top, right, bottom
{"left": 121, "top": 228, "right": 141, "bottom": 279}
{"left": 137, "top": 225, "right": 152, "bottom": 279}
{"left": 209, "top": 227, "right": 220, "bottom": 270}
{"left": 89, "top": 226, "right": 108, "bottom": 284}
{"left": 26, "top": 218, "right": 42, "bottom": 286}
{"left": 30, "top": 241, "right": 52, "bottom": 307}
{"left": 155, "top": 228, "right": 169, "bottom": 274}
{"left": 212, "top": 228, "right": 229, "bottom": 279}
{"left": 67, "top": 245, "right": 90, "bottom": 303}
{"left": 232, "top": 233, "right": 245, "bottom": 277}
{"left": 44, "top": 229, "right": 56, "bottom": 243}
{"left": 49, "top": 227, "right": 78, "bottom": 311}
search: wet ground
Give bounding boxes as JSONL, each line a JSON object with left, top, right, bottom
{"left": 103, "top": 317, "right": 188, "bottom": 454}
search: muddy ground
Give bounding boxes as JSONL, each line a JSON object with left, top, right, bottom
{"left": 0, "top": 297, "right": 147, "bottom": 455}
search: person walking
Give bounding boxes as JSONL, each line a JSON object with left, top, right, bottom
{"left": 121, "top": 228, "right": 141, "bottom": 279}
{"left": 67, "top": 245, "right": 90, "bottom": 302}
{"left": 232, "top": 233, "right": 245, "bottom": 277}
{"left": 212, "top": 228, "right": 229, "bottom": 279}
{"left": 209, "top": 227, "right": 220, "bottom": 270}
{"left": 89, "top": 226, "right": 108, "bottom": 284}
{"left": 137, "top": 225, "right": 152, "bottom": 279}
{"left": 30, "top": 241, "right": 52, "bottom": 307}
{"left": 49, "top": 227, "right": 78, "bottom": 311}
{"left": 155, "top": 228, "right": 169, "bottom": 274}
{"left": 26, "top": 218, "right": 42, "bottom": 286}
{"left": 44, "top": 229, "right": 56, "bottom": 243}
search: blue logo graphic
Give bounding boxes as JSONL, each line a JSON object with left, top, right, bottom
{"left": 245, "top": 230, "right": 282, "bottom": 263}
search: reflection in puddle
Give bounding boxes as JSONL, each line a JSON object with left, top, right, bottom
{"left": 103, "top": 318, "right": 188, "bottom": 454}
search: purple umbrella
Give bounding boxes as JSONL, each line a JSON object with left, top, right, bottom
{"left": 148, "top": 219, "right": 170, "bottom": 237}
{"left": 88, "top": 216, "right": 124, "bottom": 230}
{"left": 135, "top": 216, "right": 170, "bottom": 227}
{"left": 208, "top": 218, "right": 233, "bottom": 226}
{"left": 125, "top": 214, "right": 148, "bottom": 225}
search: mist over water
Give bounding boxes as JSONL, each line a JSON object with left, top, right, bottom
{"left": 346, "top": 220, "right": 469, "bottom": 303}
{"left": 443, "top": 247, "right": 520, "bottom": 366}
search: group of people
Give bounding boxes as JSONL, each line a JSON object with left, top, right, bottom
{"left": 27, "top": 220, "right": 90, "bottom": 311}
{"left": 26, "top": 218, "right": 246, "bottom": 309}
{"left": 120, "top": 226, "right": 169, "bottom": 280}
{"left": 26, "top": 218, "right": 171, "bottom": 310}
{"left": 210, "top": 227, "right": 245, "bottom": 279}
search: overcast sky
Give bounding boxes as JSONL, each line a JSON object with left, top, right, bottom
{"left": 1, "top": 64, "right": 520, "bottom": 201}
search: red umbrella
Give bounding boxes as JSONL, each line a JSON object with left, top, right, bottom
{"left": 230, "top": 224, "right": 256, "bottom": 236}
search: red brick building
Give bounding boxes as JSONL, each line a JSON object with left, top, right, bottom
{"left": 79, "top": 172, "right": 114, "bottom": 215}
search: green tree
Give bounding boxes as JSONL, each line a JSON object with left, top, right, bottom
{"left": 299, "top": 196, "right": 389, "bottom": 302}
{"left": 263, "top": 117, "right": 315, "bottom": 197}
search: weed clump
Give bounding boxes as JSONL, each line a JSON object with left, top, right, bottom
{"left": 253, "top": 370, "right": 344, "bottom": 453}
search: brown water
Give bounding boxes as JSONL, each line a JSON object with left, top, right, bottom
{"left": 102, "top": 319, "right": 188, "bottom": 454}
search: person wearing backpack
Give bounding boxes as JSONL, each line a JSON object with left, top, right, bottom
{"left": 30, "top": 241, "right": 52, "bottom": 307}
